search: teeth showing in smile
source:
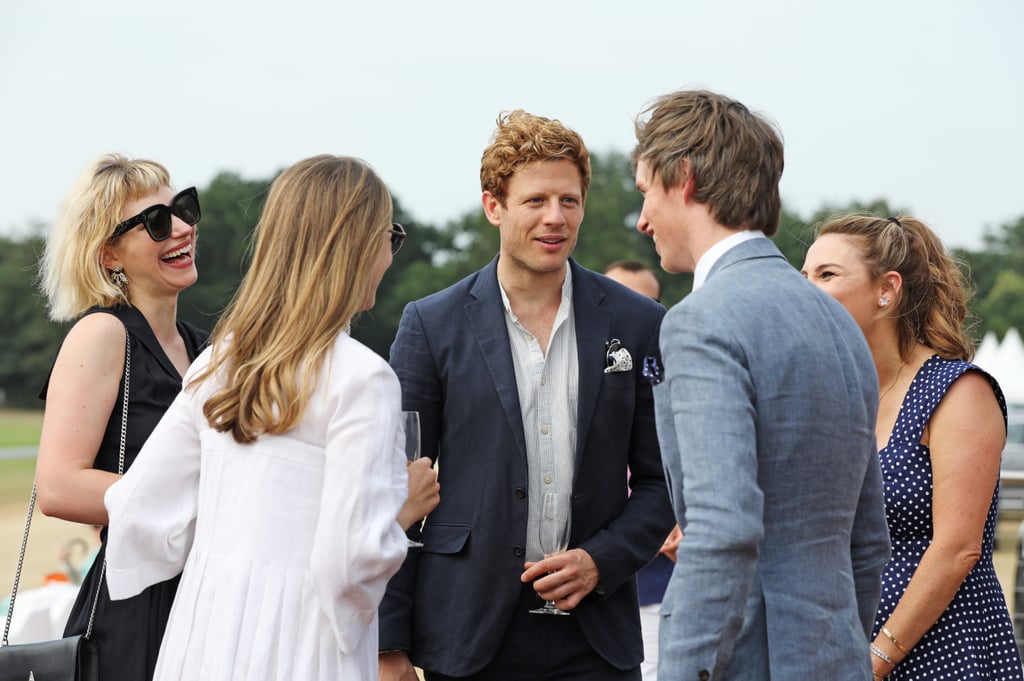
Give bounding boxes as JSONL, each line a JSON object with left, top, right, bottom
{"left": 162, "top": 244, "right": 192, "bottom": 260}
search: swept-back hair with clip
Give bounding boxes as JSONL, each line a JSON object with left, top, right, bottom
{"left": 815, "top": 214, "right": 976, "bottom": 361}
{"left": 189, "top": 155, "right": 393, "bottom": 444}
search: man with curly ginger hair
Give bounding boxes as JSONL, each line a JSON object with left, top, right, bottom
{"left": 379, "top": 110, "right": 673, "bottom": 680}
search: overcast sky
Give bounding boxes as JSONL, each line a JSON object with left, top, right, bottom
{"left": 1, "top": 0, "right": 1021, "bottom": 250}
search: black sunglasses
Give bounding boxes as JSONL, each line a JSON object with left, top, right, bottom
{"left": 389, "top": 223, "right": 407, "bottom": 254}
{"left": 111, "top": 187, "right": 201, "bottom": 242}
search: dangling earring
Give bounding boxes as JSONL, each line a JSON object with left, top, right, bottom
{"left": 110, "top": 265, "right": 128, "bottom": 288}
{"left": 879, "top": 297, "right": 890, "bottom": 308}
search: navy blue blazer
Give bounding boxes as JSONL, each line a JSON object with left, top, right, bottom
{"left": 379, "top": 257, "right": 673, "bottom": 676}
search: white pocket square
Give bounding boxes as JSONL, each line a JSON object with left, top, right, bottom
{"left": 604, "top": 346, "right": 633, "bottom": 373}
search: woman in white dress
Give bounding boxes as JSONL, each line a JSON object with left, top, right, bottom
{"left": 103, "top": 155, "right": 440, "bottom": 680}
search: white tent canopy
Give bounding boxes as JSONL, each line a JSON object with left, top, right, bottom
{"left": 974, "top": 328, "right": 1024, "bottom": 409}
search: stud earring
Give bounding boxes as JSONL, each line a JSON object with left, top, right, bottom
{"left": 110, "top": 265, "right": 128, "bottom": 288}
{"left": 879, "top": 297, "right": 890, "bottom": 308}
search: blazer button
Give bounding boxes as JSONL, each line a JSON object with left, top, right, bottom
{"left": 698, "top": 671, "right": 709, "bottom": 680}
{"left": 515, "top": 487, "right": 526, "bottom": 499}
{"left": 513, "top": 546, "right": 525, "bottom": 557}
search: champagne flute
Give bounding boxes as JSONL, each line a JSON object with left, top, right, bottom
{"left": 402, "top": 410, "right": 425, "bottom": 548}
{"left": 529, "top": 493, "right": 571, "bottom": 615}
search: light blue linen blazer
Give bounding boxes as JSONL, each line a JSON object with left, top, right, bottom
{"left": 655, "top": 237, "right": 890, "bottom": 680}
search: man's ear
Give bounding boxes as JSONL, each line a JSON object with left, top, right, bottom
{"left": 482, "top": 191, "right": 503, "bottom": 227}
{"left": 678, "top": 158, "right": 696, "bottom": 202}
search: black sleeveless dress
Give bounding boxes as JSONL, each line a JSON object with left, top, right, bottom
{"left": 40, "top": 305, "right": 208, "bottom": 681}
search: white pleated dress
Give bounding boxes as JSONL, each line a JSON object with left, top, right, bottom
{"left": 104, "top": 333, "right": 409, "bottom": 681}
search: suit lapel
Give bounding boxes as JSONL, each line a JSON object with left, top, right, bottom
{"left": 466, "top": 258, "right": 529, "bottom": 460}
{"left": 570, "top": 262, "right": 612, "bottom": 467}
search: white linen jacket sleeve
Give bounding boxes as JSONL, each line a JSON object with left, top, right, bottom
{"left": 309, "top": 350, "right": 408, "bottom": 654}
{"left": 103, "top": 359, "right": 205, "bottom": 600}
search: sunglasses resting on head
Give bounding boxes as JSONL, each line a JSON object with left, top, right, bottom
{"left": 110, "top": 187, "right": 201, "bottom": 242}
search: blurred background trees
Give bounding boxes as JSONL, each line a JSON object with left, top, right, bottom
{"left": 1, "top": 151, "right": 1021, "bottom": 407}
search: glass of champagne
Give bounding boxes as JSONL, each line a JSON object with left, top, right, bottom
{"left": 529, "top": 493, "right": 571, "bottom": 615}
{"left": 403, "top": 411, "right": 425, "bottom": 548}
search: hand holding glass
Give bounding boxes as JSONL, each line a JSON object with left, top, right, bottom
{"left": 530, "top": 496, "right": 571, "bottom": 615}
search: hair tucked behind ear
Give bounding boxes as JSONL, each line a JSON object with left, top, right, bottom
{"left": 189, "top": 155, "right": 393, "bottom": 444}
{"left": 816, "top": 214, "right": 975, "bottom": 361}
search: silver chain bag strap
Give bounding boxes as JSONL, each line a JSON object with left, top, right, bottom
{"left": 0, "top": 330, "right": 131, "bottom": 681}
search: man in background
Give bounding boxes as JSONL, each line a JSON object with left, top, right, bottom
{"left": 603, "top": 260, "right": 661, "bottom": 303}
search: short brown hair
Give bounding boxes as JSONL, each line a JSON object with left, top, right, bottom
{"left": 634, "top": 90, "right": 783, "bottom": 236}
{"left": 480, "top": 110, "right": 591, "bottom": 206}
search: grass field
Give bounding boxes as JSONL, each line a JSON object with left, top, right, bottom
{"left": 0, "top": 457, "right": 37, "bottom": 506}
{"left": 0, "top": 410, "right": 43, "bottom": 447}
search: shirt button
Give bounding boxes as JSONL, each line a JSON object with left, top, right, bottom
{"left": 544, "top": 475, "right": 552, "bottom": 484}
{"left": 513, "top": 546, "right": 525, "bottom": 557}
{"left": 541, "top": 425, "right": 549, "bottom": 435}
{"left": 515, "top": 487, "right": 526, "bottom": 499}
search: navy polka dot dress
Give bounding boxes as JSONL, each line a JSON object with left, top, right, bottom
{"left": 873, "top": 355, "right": 1024, "bottom": 679}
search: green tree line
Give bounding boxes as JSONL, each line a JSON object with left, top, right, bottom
{"left": 1, "top": 151, "right": 1022, "bottom": 408}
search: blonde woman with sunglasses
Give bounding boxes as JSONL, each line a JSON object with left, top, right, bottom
{"left": 36, "top": 153, "right": 209, "bottom": 681}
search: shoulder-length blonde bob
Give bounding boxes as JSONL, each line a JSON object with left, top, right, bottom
{"left": 191, "top": 155, "right": 393, "bottom": 444}
{"left": 39, "top": 154, "right": 172, "bottom": 321}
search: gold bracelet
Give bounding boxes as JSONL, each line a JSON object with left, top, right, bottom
{"left": 882, "top": 626, "right": 909, "bottom": 655}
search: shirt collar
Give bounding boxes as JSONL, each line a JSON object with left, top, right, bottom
{"left": 498, "top": 264, "right": 573, "bottom": 319}
{"left": 692, "top": 230, "right": 766, "bottom": 291}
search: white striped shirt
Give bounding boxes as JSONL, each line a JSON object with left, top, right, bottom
{"left": 498, "top": 267, "right": 578, "bottom": 562}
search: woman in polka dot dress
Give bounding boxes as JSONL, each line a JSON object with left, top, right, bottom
{"left": 803, "top": 214, "right": 1023, "bottom": 680}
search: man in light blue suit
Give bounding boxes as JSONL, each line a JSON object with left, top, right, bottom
{"left": 631, "top": 89, "right": 891, "bottom": 680}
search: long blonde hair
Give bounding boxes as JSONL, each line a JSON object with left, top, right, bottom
{"left": 190, "top": 155, "right": 393, "bottom": 443}
{"left": 39, "top": 154, "right": 172, "bottom": 321}
{"left": 816, "top": 214, "right": 975, "bottom": 361}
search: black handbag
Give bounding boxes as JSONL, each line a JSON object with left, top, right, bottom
{"left": 0, "top": 635, "right": 98, "bottom": 681}
{"left": 0, "top": 332, "right": 131, "bottom": 681}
